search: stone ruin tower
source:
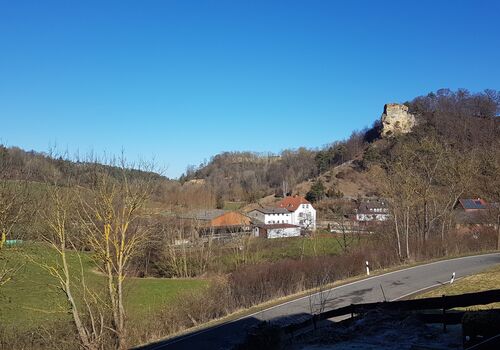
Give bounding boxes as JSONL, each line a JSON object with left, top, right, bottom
{"left": 380, "top": 103, "right": 417, "bottom": 137}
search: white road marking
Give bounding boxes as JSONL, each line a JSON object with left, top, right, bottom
{"left": 391, "top": 277, "right": 464, "bottom": 301}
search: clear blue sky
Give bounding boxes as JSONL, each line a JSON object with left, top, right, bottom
{"left": 1, "top": 0, "right": 499, "bottom": 178}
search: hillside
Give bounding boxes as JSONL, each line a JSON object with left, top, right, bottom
{"left": 2, "top": 89, "right": 499, "bottom": 213}
{"left": 1, "top": 88, "right": 499, "bottom": 350}
{"left": 181, "top": 88, "right": 500, "bottom": 207}
{"left": 293, "top": 160, "right": 385, "bottom": 199}
{"left": 0, "top": 145, "right": 168, "bottom": 185}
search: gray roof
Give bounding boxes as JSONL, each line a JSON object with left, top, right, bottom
{"left": 250, "top": 207, "right": 290, "bottom": 215}
{"left": 179, "top": 209, "right": 227, "bottom": 221}
{"left": 357, "top": 199, "right": 389, "bottom": 215}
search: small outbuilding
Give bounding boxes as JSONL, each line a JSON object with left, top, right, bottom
{"left": 252, "top": 223, "right": 301, "bottom": 239}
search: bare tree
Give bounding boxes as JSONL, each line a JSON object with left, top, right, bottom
{"left": 385, "top": 136, "right": 479, "bottom": 259}
{"left": 332, "top": 214, "right": 359, "bottom": 254}
{"left": 77, "top": 157, "right": 157, "bottom": 349}
{"left": 39, "top": 181, "right": 104, "bottom": 350}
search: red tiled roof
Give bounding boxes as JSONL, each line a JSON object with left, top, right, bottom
{"left": 277, "top": 196, "right": 311, "bottom": 212}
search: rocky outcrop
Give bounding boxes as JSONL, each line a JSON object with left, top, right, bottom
{"left": 380, "top": 103, "right": 417, "bottom": 137}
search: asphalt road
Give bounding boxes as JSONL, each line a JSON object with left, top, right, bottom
{"left": 136, "top": 252, "right": 500, "bottom": 350}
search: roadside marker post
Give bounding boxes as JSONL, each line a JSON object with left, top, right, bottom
{"left": 366, "top": 261, "right": 370, "bottom": 276}
{"left": 450, "top": 272, "right": 455, "bottom": 284}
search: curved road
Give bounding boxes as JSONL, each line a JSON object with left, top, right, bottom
{"left": 136, "top": 253, "right": 500, "bottom": 350}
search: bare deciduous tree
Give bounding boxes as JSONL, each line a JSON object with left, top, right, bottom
{"left": 77, "top": 158, "right": 156, "bottom": 349}
{"left": 39, "top": 182, "right": 105, "bottom": 350}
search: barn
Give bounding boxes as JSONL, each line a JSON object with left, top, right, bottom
{"left": 179, "top": 210, "right": 252, "bottom": 237}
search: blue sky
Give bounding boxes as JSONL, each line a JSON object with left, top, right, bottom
{"left": 1, "top": 0, "right": 499, "bottom": 178}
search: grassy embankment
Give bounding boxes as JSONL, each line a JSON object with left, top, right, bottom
{"left": 0, "top": 243, "right": 206, "bottom": 332}
{"left": 0, "top": 234, "right": 348, "bottom": 332}
{"left": 417, "top": 264, "right": 500, "bottom": 310}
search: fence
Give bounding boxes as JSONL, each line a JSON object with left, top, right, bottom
{"left": 284, "top": 289, "right": 500, "bottom": 334}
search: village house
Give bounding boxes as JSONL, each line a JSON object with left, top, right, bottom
{"left": 453, "top": 198, "right": 498, "bottom": 232}
{"left": 277, "top": 195, "right": 317, "bottom": 230}
{"left": 247, "top": 207, "right": 301, "bottom": 238}
{"left": 247, "top": 207, "right": 292, "bottom": 225}
{"left": 454, "top": 198, "right": 489, "bottom": 212}
{"left": 355, "top": 199, "right": 390, "bottom": 222}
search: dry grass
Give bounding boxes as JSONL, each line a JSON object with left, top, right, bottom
{"left": 293, "top": 161, "right": 384, "bottom": 198}
{"left": 417, "top": 264, "right": 500, "bottom": 310}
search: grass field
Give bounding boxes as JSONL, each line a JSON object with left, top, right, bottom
{"left": 249, "top": 234, "right": 350, "bottom": 260}
{"left": 0, "top": 243, "right": 206, "bottom": 331}
{"left": 216, "top": 233, "right": 355, "bottom": 271}
{"left": 417, "top": 264, "right": 500, "bottom": 310}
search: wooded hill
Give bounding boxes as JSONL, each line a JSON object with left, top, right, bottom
{"left": 0, "top": 146, "right": 167, "bottom": 184}
{"left": 181, "top": 88, "right": 500, "bottom": 204}
{"left": 1, "top": 88, "right": 499, "bottom": 210}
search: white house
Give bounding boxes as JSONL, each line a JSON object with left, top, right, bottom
{"left": 277, "top": 195, "right": 317, "bottom": 230}
{"left": 356, "top": 199, "right": 390, "bottom": 222}
{"left": 247, "top": 207, "right": 292, "bottom": 225}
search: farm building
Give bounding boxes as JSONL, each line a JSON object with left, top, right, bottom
{"left": 252, "top": 223, "right": 301, "bottom": 239}
{"left": 178, "top": 209, "right": 252, "bottom": 237}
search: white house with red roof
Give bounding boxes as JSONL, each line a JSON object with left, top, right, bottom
{"left": 247, "top": 207, "right": 300, "bottom": 238}
{"left": 277, "top": 195, "right": 317, "bottom": 230}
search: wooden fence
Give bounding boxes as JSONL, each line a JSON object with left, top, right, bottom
{"left": 284, "top": 289, "right": 500, "bottom": 334}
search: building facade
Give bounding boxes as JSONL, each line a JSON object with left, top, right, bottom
{"left": 247, "top": 207, "right": 292, "bottom": 225}
{"left": 355, "top": 199, "right": 390, "bottom": 222}
{"left": 252, "top": 223, "right": 301, "bottom": 239}
{"left": 277, "top": 195, "right": 317, "bottom": 230}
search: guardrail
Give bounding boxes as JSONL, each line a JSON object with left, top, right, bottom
{"left": 284, "top": 289, "right": 500, "bottom": 334}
